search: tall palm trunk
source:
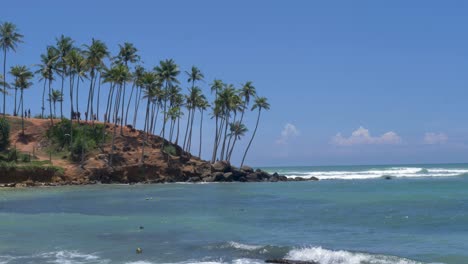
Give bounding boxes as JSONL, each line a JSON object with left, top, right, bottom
{"left": 141, "top": 96, "right": 151, "bottom": 164}
{"left": 161, "top": 83, "right": 169, "bottom": 141}
{"left": 211, "top": 115, "right": 219, "bottom": 163}
{"left": 96, "top": 74, "right": 102, "bottom": 121}
{"left": 187, "top": 109, "right": 196, "bottom": 153}
{"left": 48, "top": 74, "right": 54, "bottom": 125}
{"left": 120, "top": 79, "right": 126, "bottom": 134}
{"left": 60, "top": 70, "right": 65, "bottom": 118}
{"left": 86, "top": 69, "right": 95, "bottom": 122}
{"left": 132, "top": 86, "right": 141, "bottom": 128}
{"left": 2, "top": 48, "right": 6, "bottom": 117}
{"left": 198, "top": 109, "right": 204, "bottom": 158}
{"left": 13, "top": 86, "right": 17, "bottom": 116}
{"left": 220, "top": 113, "right": 230, "bottom": 161}
{"left": 241, "top": 109, "right": 262, "bottom": 167}
{"left": 125, "top": 82, "right": 136, "bottom": 126}
{"left": 109, "top": 84, "right": 122, "bottom": 166}
{"left": 41, "top": 79, "right": 46, "bottom": 118}
{"left": 182, "top": 107, "right": 192, "bottom": 150}
{"left": 69, "top": 73, "right": 75, "bottom": 149}
{"left": 175, "top": 116, "right": 180, "bottom": 145}
{"left": 20, "top": 89, "right": 24, "bottom": 134}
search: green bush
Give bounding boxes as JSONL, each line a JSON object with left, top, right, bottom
{"left": 163, "top": 144, "right": 177, "bottom": 156}
{"left": 46, "top": 119, "right": 106, "bottom": 161}
{"left": 7, "top": 148, "right": 19, "bottom": 162}
{"left": 0, "top": 118, "right": 10, "bottom": 151}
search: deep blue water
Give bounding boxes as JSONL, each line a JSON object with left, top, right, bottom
{"left": 1, "top": 164, "right": 468, "bottom": 264}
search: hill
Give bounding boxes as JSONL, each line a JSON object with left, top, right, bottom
{"left": 1, "top": 117, "right": 308, "bottom": 187}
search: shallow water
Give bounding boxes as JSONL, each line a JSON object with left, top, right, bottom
{"left": 1, "top": 164, "right": 468, "bottom": 264}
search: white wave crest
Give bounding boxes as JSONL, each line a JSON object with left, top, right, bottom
{"left": 284, "top": 167, "right": 468, "bottom": 180}
{"left": 227, "top": 241, "right": 263, "bottom": 251}
{"left": 286, "top": 246, "right": 422, "bottom": 264}
{"left": 0, "top": 250, "right": 109, "bottom": 264}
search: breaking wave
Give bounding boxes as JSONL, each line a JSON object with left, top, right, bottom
{"left": 280, "top": 167, "right": 468, "bottom": 180}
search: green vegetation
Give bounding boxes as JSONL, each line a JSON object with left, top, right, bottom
{"left": 0, "top": 21, "right": 271, "bottom": 167}
{"left": 0, "top": 118, "right": 10, "bottom": 150}
{"left": 46, "top": 119, "right": 106, "bottom": 160}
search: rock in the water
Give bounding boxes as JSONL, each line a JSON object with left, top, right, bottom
{"left": 213, "top": 172, "right": 225, "bottom": 182}
{"left": 223, "top": 172, "right": 234, "bottom": 181}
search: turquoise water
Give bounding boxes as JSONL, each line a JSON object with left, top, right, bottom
{"left": 1, "top": 164, "right": 468, "bottom": 264}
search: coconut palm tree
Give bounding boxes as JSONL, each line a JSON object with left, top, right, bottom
{"left": 54, "top": 35, "right": 74, "bottom": 118}
{"left": 107, "top": 63, "right": 131, "bottom": 166}
{"left": 227, "top": 121, "right": 248, "bottom": 162}
{"left": 0, "top": 22, "right": 23, "bottom": 117}
{"left": 197, "top": 94, "right": 209, "bottom": 158}
{"left": 210, "top": 79, "right": 224, "bottom": 163}
{"left": 183, "top": 66, "right": 204, "bottom": 151}
{"left": 83, "top": 38, "right": 108, "bottom": 122}
{"left": 39, "top": 47, "right": 59, "bottom": 124}
{"left": 140, "top": 71, "right": 160, "bottom": 164}
{"left": 126, "top": 65, "right": 144, "bottom": 126}
{"left": 48, "top": 89, "right": 63, "bottom": 118}
{"left": 65, "top": 49, "right": 87, "bottom": 117}
{"left": 154, "top": 59, "right": 180, "bottom": 142}
{"left": 131, "top": 65, "right": 145, "bottom": 128}
{"left": 15, "top": 66, "right": 33, "bottom": 134}
{"left": 239, "top": 81, "right": 256, "bottom": 124}
{"left": 116, "top": 42, "right": 139, "bottom": 132}
{"left": 9, "top": 65, "right": 22, "bottom": 116}
{"left": 241, "top": 96, "right": 270, "bottom": 167}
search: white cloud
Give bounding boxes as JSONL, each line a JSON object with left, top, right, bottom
{"left": 332, "top": 126, "right": 401, "bottom": 146}
{"left": 424, "top": 132, "right": 448, "bottom": 145}
{"left": 276, "top": 123, "right": 299, "bottom": 145}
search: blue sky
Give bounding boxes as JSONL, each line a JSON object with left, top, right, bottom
{"left": 2, "top": 1, "right": 468, "bottom": 166}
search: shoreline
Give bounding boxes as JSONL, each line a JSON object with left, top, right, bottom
{"left": 0, "top": 161, "right": 318, "bottom": 188}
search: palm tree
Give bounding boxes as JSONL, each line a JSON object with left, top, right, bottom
{"left": 9, "top": 65, "right": 22, "bottom": 116}
{"left": 15, "top": 66, "right": 33, "bottom": 134}
{"left": 227, "top": 121, "right": 248, "bottom": 162}
{"left": 240, "top": 96, "right": 270, "bottom": 167}
{"left": 55, "top": 35, "right": 74, "bottom": 118}
{"left": 126, "top": 65, "right": 144, "bottom": 126}
{"left": 0, "top": 22, "right": 23, "bottom": 117}
{"left": 210, "top": 79, "right": 224, "bottom": 163}
{"left": 48, "top": 89, "right": 63, "bottom": 118}
{"left": 140, "top": 71, "right": 160, "bottom": 164}
{"left": 239, "top": 81, "right": 256, "bottom": 124}
{"left": 107, "top": 63, "right": 131, "bottom": 165}
{"left": 154, "top": 59, "right": 180, "bottom": 142}
{"left": 83, "top": 38, "right": 108, "bottom": 122}
{"left": 116, "top": 42, "right": 139, "bottom": 132}
{"left": 197, "top": 95, "right": 209, "bottom": 158}
{"left": 183, "top": 66, "right": 204, "bottom": 151}
{"left": 65, "top": 49, "right": 87, "bottom": 117}
{"left": 39, "top": 47, "right": 59, "bottom": 124}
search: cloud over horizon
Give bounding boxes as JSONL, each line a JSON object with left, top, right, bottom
{"left": 424, "top": 132, "right": 448, "bottom": 145}
{"left": 332, "top": 126, "right": 401, "bottom": 146}
{"left": 276, "top": 123, "right": 300, "bottom": 145}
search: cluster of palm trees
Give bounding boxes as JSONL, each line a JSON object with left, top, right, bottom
{"left": 0, "top": 21, "right": 270, "bottom": 166}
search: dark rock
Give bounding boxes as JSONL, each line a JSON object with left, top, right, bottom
{"left": 223, "top": 172, "right": 234, "bottom": 182}
{"left": 213, "top": 172, "right": 225, "bottom": 182}
{"left": 384, "top": 176, "right": 392, "bottom": 180}
{"left": 241, "top": 165, "right": 254, "bottom": 173}
{"left": 212, "top": 161, "right": 231, "bottom": 173}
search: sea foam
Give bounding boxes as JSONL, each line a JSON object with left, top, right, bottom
{"left": 286, "top": 246, "right": 423, "bottom": 264}
{"left": 283, "top": 167, "right": 468, "bottom": 180}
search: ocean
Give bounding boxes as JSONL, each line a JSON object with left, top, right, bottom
{"left": 0, "top": 163, "right": 467, "bottom": 264}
